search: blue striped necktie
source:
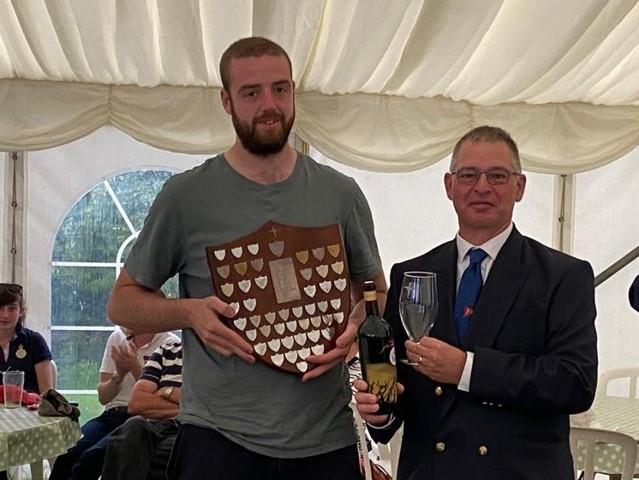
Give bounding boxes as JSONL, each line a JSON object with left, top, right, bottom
{"left": 455, "top": 248, "right": 488, "bottom": 341}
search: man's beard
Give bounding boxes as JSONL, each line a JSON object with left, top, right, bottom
{"left": 231, "top": 105, "right": 295, "bottom": 156}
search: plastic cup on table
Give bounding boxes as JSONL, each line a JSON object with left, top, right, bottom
{"left": 3, "top": 370, "right": 25, "bottom": 408}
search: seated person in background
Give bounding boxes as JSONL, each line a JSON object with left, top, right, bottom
{"left": 49, "top": 326, "right": 178, "bottom": 480}
{"left": 629, "top": 275, "right": 639, "bottom": 312}
{"left": 102, "top": 341, "right": 183, "bottom": 480}
{"left": 0, "top": 282, "right": 54, "bottom": 393}
{"left": 0, "top": 282, "right": 54, "bottom": 480}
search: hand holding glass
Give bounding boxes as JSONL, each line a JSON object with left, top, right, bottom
{"left": 398, "top": 272, "right": 438, "bottom": 365}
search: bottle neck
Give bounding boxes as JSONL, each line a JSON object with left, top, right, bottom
{"left": 365, "top": 298, "right": 379, "bottom": 317}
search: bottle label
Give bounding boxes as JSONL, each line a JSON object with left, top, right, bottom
{"left": 366, "top": 362, "right": 398, "bottom": 405}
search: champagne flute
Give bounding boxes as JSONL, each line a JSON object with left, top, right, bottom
{"left": 398, "top": 271, "right": 438, "bottom": 365}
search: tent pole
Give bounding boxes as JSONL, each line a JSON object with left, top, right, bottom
{"left": 9, "top": 152, "right": 24, "bottom": 283}
{"left": 552, "top": 173, "right": 575, "bottom": 254}
{"left": 10, "top": 152, "right": 18, "bottom": 282}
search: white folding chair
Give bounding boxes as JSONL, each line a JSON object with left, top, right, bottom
{"left": 599, "top": 368, "right": 639, "bottom": 399}
{"left": 51, "top": 359, "right": 58, "bottom": 389}
{"left": 570, "top": 426, "right": 637, "bottom": 480}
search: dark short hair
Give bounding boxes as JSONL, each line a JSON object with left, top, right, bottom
{"left": 219, "top": 37, "right": 292, "bottom": 91}
{"left": 0, "top": 282, "right": 25, "bottom": 324}
{"left": 450, "top": 125, "right": 521, "bottom": 173}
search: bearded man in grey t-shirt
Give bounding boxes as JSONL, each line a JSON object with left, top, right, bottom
{"left": 108, "top": 36, "right": 386, "bottom": 480}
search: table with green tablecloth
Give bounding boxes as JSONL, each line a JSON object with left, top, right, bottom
{"left": 0, "top": 406, "right": 81, "bottom": 480}
{"left": 571, "top": 395, "right": 639, "bottom": 475}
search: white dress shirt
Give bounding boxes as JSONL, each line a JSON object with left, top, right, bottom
{"left": 369, "top": 224, "right": 514, "bottom": 428}
{"left": 457, "top": 223, "right": 513, "bottom": 392}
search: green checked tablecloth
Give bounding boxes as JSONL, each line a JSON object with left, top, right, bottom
{"left": 0, "top": 407, "right": 81, "bottom": 471}
{"left": 571, "top": 395, "right": 639, "bottom": 474}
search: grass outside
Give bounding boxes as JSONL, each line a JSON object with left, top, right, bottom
{"left": 62, "top": 393, "right": 104, "bottom": 425}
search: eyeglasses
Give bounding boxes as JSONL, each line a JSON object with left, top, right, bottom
{"left": 0, "top": 283, "right": 23, "bottom": 295}
{"left": 450, "top": 167, "right": 521, "bottom": 185}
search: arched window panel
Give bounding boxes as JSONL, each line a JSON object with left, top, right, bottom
{"left": 51, "top": 169, "right": 177, "bottom": 407}
{"left": 52, "top": 182, "right": 131, "bottom": 263}
{"left": 109, "top": 170, "right": 174, "bottom": 233}
{"left": 52, "top": 266, "right": 115, "bottom": 327}
{"left": 52, "top": 330, "right": 114, "bottom": 391}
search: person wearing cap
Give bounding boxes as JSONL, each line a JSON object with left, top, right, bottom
{"left": 0, "top": 282, "right": 53, "bottom": 393}
{"left": 1, "top": 282, "right": 54, "bottom": 480}
{"left": 629, "top": 275, "right": 639, "bottom": 312}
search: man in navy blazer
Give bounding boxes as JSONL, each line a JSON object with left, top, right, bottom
{"left": 355, "top": 126, "right": 598, "bottom": 480}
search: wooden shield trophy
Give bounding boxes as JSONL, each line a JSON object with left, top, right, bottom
{"left": 206, "top": 221, "right": 351, "bottom": 374}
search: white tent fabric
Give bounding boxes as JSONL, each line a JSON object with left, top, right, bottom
{"left": 1, "top": 0, "right": 639, "bottom": 173}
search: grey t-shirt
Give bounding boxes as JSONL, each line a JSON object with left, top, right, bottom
{"left": 125, "top": 153, "right": 382, "bottom": 458}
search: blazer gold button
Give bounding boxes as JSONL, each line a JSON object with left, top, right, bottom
{"left": 478, "top": 445, "right": 488, "bottom": 456}
{"left": 435, "top": 442, "right": 446, "bottom": 452}
{"left": 435, "top": 386, "right": 443, "bottom": 396}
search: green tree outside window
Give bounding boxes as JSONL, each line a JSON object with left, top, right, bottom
{"left": 51, "top": 170, "right": 178, "bottom": 423}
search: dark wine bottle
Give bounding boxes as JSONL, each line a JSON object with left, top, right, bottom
{"left": 358, "top": 280, "right": 398, "bottom": 415}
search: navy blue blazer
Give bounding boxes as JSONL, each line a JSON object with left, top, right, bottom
{"left": 370, "top": 227, "right": 598, "bottom": 480}
{"left": 629, "top": 275, "right": 639, "bottom": 312}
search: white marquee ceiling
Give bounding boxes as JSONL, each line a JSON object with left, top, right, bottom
{"left": 1, "top": 0, "right": 638, "bottom": 173}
